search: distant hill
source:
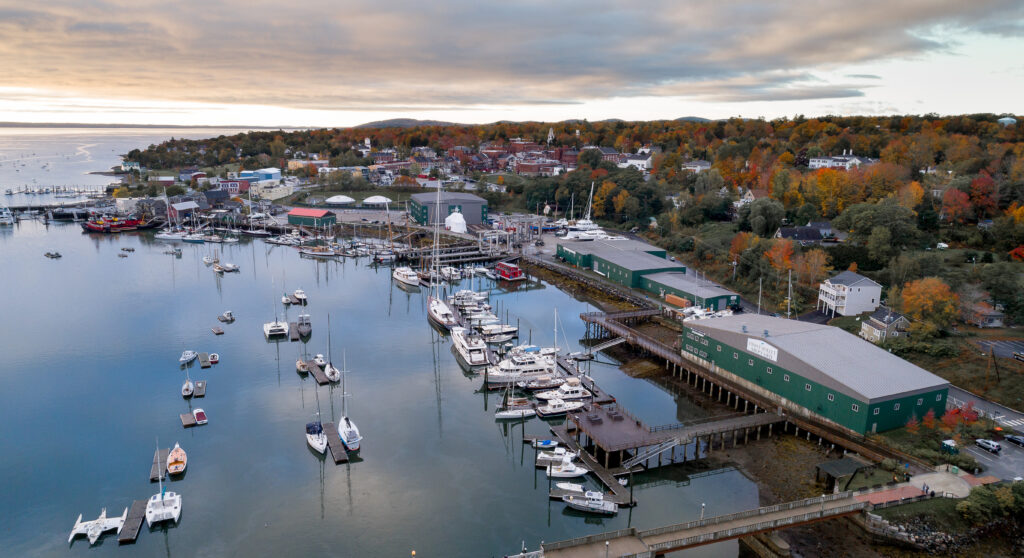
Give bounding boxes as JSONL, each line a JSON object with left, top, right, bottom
{"left": 354, "top": 118, "right": 461, "bottom": 129}
{"left": 675, "top": 116, "right": 712, "bottom": 123}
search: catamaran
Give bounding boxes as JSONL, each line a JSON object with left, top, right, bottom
{"left": 145, "top": 440, "right": 182, "bottom": 527}
{"left": 68, "top": 508, "right": 127, "bottom": 545}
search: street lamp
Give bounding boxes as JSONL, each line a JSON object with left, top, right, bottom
{"left": 700, "top": 502, "right": 706, "bottom": 520}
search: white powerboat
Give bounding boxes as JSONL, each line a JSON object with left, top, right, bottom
{"left": 555, "top": 482, "right": 586, "bottom": 493}
{"left": 146, "top": 442, "right": 182, "bottom": 527}
{"left": 293, "top": 289, "right": 308, "bottom": 304}
{"left": 179, "top": 350, "right": 197, "bottom": 364}
{"left": 476, "top": 323, "right": 518, "bottom": 343}
{"left": 451, "top": 327, "right": 489, "bottom": 369}
{"left": 563, "top": 492, "right": 618, "bottom": 515}
{"left": 535, "top": 378, "right": 592, "bottom": 401}
{"left": 538, "top": 447, "right": 578, "bottom": 463}
{"left": 192, "top": 408, "right": 208, "bottom": 424}
{"left": 263, "top": 320, "right": 288, "bottom": 339}
{"left": 68, "top": 507, "right": 127, "bottom": 545}
{"left": 220, "top": 262, "right": 239, "bottom": 272}
{"left": 536, "top": 398, "right": 586, "bottom": 418}
{"left": 440, "top": 266, "right": 462, "bottom": 281}
{"left": 546, "top": 457, "right": 589, "bottom": 478}
{"left": 219, "top": 310, "right": 235, "bottom": 322}
{"left": 313, "top": 354, "right": 327, "bottom": 367}
{"left": 484, "top": 348, "right": 557, "bottom": 387}
{"left": 392, "top": 266, "right": 421, "bottom": 287}
{"left": 518, "top": 375, "right": 566, "bottom": 392}
{"left": 0, "top": 207, "right": 15, "bottom": 225}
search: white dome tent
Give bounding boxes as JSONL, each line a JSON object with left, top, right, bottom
{"left": 325, "top": 195, "right": 355, "bottom": 206}
{"left": 361, "top": 195, "right": 392, "bottom": 206}
{"left": 444, "top": 208, "right": 467, "bottom": 234}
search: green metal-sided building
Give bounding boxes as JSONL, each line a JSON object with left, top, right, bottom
{"left": 409, "top": 192, "right": 488, "bottom": 225}
{"left": 680, "top": 314, "right": 949, "bottom": 435}
{"left": 556, "top": 239, "right": 740, "bottom": 309}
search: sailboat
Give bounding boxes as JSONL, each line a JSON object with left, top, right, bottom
{"left": 306, "top": 388, "right": 328, "bottom": 454}
{"left": 323, "top": 315, "right": 341, "bottom": 382}
{"left": 166, "top": 442, "right": 187, "bottom": 475}
{"left": 154, "top": 187, "right": 186, "bottom": 241}
{"left": 337, "top": 349, "right": 362, "bottom": 451}
{"left": 145, "top": 439, "right": 182, "bottom": 527}
{"left": 181, "top": 369, "right": 194, "bottom": 398}
{"left": 426, "top": 185, "right": 458, "bottom": 330}
{"left": 495, "top": 374, "right": 536, "bottom": 420}
{"left": 564, "top": 182, "right": 602, "bottom": 239}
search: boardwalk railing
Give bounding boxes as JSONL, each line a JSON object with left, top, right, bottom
{"left": 649, "top": 412, "right": 747, "bottom": 433}
{"left": 624, "top": 502, "right": 867, "bottom": 557}
{"left": 541, "top": 528, "right": 638, "bottom": 551}
{"left": 636, "top": 492, "right": 856, "bottom": 539}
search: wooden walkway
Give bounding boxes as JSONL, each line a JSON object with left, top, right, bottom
{"left": 289, "top": 323, "right": 300, "bottom": 341}
{"left": 556, "top": 357, "right": 615, "bottom": 405}
{"left": 180, "top": 413, "right": 197, "bottom": 428}
{"left": 321, "top": 422, "right": 349, "bottom": 463}
{"left": 541, "top": 493, "right": 867, "bottom": 558}
{"left": 193, "top": 380, "right": 206, "bottom": 397}
{"left": 149, "top": 448, "right": 169, "bottom": 481}
{"left": 550, "top": 425, "right": 637, "bottom": 506}
{"left": 118, "top": 499, "right": 148, "bottom": 544}
{"left": 307, "top": 361, "right": 330, "bottom": 385}
{"left": 198, "top": 352, "right": 211, "bottom": 368}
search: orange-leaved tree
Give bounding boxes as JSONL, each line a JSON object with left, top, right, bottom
{"left": 905, "top": 415, "right": 919, "bottom": 434}
{"left": 729, "top": 231, "right": 759, "bottom": 259}
{"left": 764, "top": 239, "right": 795, "bottom": 278}
{"left": 942, "top": 188, "right": 972, "bottom": 224}
{"left": 901, "top": 277, "right": 960, "bottom": 336}
{"left": 922, "top": 409, "right": 936, "bottom": 429}
{"left": 794, "top": 248, "right": 831, "bottom": 287}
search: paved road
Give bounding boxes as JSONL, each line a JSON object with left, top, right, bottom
{"left": 947, "top": 385, "right": 1024, "bottom": 433}
{"left": 977, "top": 338, "right": 1024, "bottom": 358}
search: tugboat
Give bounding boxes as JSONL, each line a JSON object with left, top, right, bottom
{"left": 80, "top": 214, "right": 155, "bottom": 233}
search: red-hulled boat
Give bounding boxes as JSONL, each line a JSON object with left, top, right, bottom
{"left": 80, "top": 215, "right": 153, "bottom": 233}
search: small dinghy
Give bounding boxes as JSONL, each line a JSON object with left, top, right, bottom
{"left": 209, "top": 353, "right": 219, "bottom": 364}
{"left": 532, "top": 439, "right": 558, "bottom": 449}
{"left": 166, "top": 442, "right": 187, "bottom": 475}
{"left": 555, "top": 482, "right": 586, "bottom": 493}
{"left": 192, "top": 408, "right": 208, "bottom": 425}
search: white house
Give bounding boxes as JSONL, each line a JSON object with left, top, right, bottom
{"left": 808, "top": 150, "right": 876, "bottom": 170}
{"left": 618, "top": 153, "right": 652, "bottom": 171}
{"left": 681, "top": 160, "right": 711, "bottom": 173}
{"left": 817, "top": 270, "right": 882, "bottom": 317}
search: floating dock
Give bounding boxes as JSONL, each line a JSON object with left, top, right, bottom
{"left": 307, "top": 361, "right": 330, "bottom": 385}
{"left": 288, "top": 323, "right": 299, "bottom": 341}
{"left": 556, "top": 356, "right": 616, "bottom": 405}
{"left": 193, "top": 380, "right": 206, "bottom": 397}
{"left": 211, "top": 326, "right": 224, "bottom": 335}
{"left": 180, "top": 413, "right": 197, "bottom": 428}
{"left": 150, "top": 448, "right": 169, "bottom": 481}
{"left": 118, "top": 500, "right": 148, "bottom": 544}
{"left": 198, "top": 352, "right": 211, "bottom": 368}
{"left": 321, "top": 422, "right": 349, "bottom": 463}
{"left": 284, "top": 294, "right": 301, "bottom": 305}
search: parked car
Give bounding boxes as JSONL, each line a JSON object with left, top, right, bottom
{"left": 1004, "top": 435, "right": 1024, "bottom": 448}
{"left": 976, "top": 439, "right": 1001, "bottom": 454}
{"left": 534, "top": 239, "right": 544, "bottom": 246}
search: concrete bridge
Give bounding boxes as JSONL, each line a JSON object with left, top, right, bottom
{"left": 538, "top": 493, "right": 866, "bottom": 558}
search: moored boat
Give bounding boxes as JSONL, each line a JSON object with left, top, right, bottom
{"left": 563, "top": 492, "right": 617, "bottom": 515}
{"left": 536, "top": 398, "right": 586, "bottom": 418}
{"left": 166, "top": 442, "right": 187, "bottom": 475}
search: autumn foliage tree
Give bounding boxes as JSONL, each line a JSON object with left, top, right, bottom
{"left": 900, "top": 277, "right": 960, "bottom": 336}
{"left": 969, "top": 173, "right": 998, "bottom": 219}
{"left": 764, "top": 239, "right": 795, "bottom": 279}
{"left": 729, "top": 231, "right": 759, "bottom": 259}
{"left": 906, "top": 415, "right": 920, "bottom": 434}
{"left": 922, "top": 409, "right": 936, "bottom": 429}
{"left": 793, "top": 248, "right": 831, "bottom": 287}
{"left": 942, "top": 188, "right": 972, "bottom": 224}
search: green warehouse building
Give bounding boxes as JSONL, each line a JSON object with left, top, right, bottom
{"left": 409, "top": 192, "right": 488, "bottom": 226}
{"left": 680, "top": 314, "right": 949, "bottom": 435}
{"left": 556, "top": 239, "right": 740, "bottom": 309}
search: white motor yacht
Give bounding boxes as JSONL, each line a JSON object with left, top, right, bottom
{"left": 293, "top": 289, "right": 308, "bottom": 304}
{"left": 440, "top": 266, "right": 462, "bottom": 281}
{"left": 451, "top": 327, "right": 489, "bottom": 369}
{"left": 536, "top": 398, "right": 586, "bottom": 418}
{"left": 563, "top": 492, "right": 618, "bottom": 515}
{"left": 484, "top": 348, "right": 557, "bottom": 387}
{"left": 0, "top": 207, "right": 15, "bottom": 225}
{"left": 535, "top": 378, "right": 593, "bottom": 401}
{"left": 220, "top": 262, "right": 239, "bottom": 272}
{"left": 546, "top": 457, "right": 589, "bottom": 478}
{"left": 476, "top": 323, "right": 518, "bottom": 343}
{"left": 392, "top": 266, "right": 421, "bottom": 287}
{"left": 179, "top": 350, "right": 197, "bottom": 364}
{"left": 263, "top": 320, "right": 288, "bottom": 339}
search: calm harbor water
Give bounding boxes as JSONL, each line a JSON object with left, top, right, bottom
{"left": 0, "top": 221, "right": 759, "bottom": 557}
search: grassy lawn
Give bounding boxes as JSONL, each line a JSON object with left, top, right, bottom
{"left": 901, "top": 336, "right": 1024, "bottom": 410}
{"left": 874, "top": 497, "right": 970, "bottom": 533}
{"left": 828, "top": 314, "right": 866, "bottom": 334}
{"left": 843, "top": 467, "right": 898, "bottom": 491}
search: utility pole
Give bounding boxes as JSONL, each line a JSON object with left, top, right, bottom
{"left": 732, "top": 258, "right": 737, "bottom": 282}
{"left": 786, "top": 269, "right": 793, "bottom": 319}
{"left": 757, "top": 277, "right": 762, "bottom": 315}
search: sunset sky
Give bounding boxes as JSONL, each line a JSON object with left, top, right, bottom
{"left": 0, "top": 0, "right": 1021, "bottom": 127}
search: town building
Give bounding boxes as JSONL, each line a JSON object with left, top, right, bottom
{"left": 817, "top": 271, "right": 882, "bottom": 317}
{"left": 962, "top": 301, "right": 1005, "bottom": 328}
{"left": 808, "top": 151, "right": 877, "bottom": 170}
{"left": 409, "top": 192, "right": 488, "bottom": 226}
{"left": 681, "top": 160, "right": 711, "bottom": 173}
{"left": 287, "top": 208, "right": 336, "bottom": 227}
{"left": 218, "top": 180, "right": 251, "bottom": 195}
{"left": 618, "top": 153, "right": 653, "bottom": 171}
{"left": 681, "top": 314, "right": 949, "bottom": 434}
{"left": 773, "top": 226, "right": 824, "bottom": 246}
{"left": 859, "top": 307, "right": 910, "bottom": 343}
{"left": 641, "top": 271, "right": 740, "bottom": 311}
{"left": 238, "top": 167, "right": 282, "bottom": 182}
{"left": 169, "top": 201, "right": 199, "bottom": 222}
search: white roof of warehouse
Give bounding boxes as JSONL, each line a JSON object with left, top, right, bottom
{"left": 685, "top": 314, "right": 948, "bottom": 403}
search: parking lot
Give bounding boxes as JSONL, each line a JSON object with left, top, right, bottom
{"left": 963, "top": 438, "right": 1024, "bottom": 480}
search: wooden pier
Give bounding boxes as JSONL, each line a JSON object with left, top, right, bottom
{"left": 118, "top": 500, "right": 148, "bottom": 544}
{"left": 198, "top": 352, "right": 211, "bottom": 368}
{"left": 288, "top": 323, "right": 300, "bottom": 341}
{"left": 180, "top": 413, "right": 197, "bottom": 428}
{"left": 307, "top": 361, "right": 330, "bottom": 385}
{"left": 284, "top": 294, "right": 302, "bottom": 305}
{"left": 321, "top": 422, "right": 349, "bottom": 463}
{"left": 550, "top": 425, "right": 637, "bottom": 506}
{"left": 193, "top": 380, "right": 206, "bottom": 398}
{"left": 211, "top": 326, "right": 224, "bottom": 335}
{"left": 149, "top": 448, "right": 169, "bottom": 481}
